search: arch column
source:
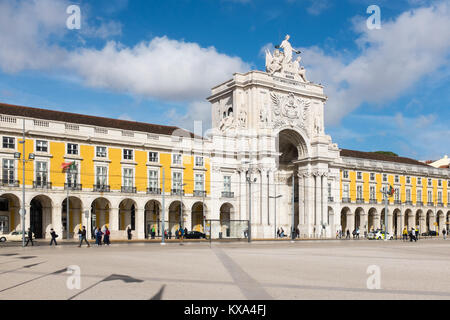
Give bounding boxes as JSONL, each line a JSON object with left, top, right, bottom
{"left": 52, "top": 205, "right": 63, "bottom": 236}
{"left": 261, "top": 169, "right": 268, "bottom": 226}
{"left": 297, "top": 174, "right": 305, "bottom": 228}
{"left": 347, "top": 213, "right": 355, "bottom": 233}
{"left": 136, "top": 206, "right": 145, "bottom": 239}
{"left": 430, "top": 213, "right": 436, "bottom": 231}
{"left": 387, "top": 213, "right": 394, "bottom": 235}
{"left": 184, "top": 208, "right": 192, "bottom": 231}
{"left": 314, "top": 174, "right": 321, "bottom": 236}
{"left": 321, "top": 174, "right": 328, "bottom": 232}
{"left": 109, "top": 207, "right": 119, "bottom": 231}
{"left": 304, "top": 172, "right": 314, "bottom": 237}
{"left": 360, "top": 213, "right": 367, "bottom": 235}
{"left": 398, "top": 212, "right": 404, "bottom": 236}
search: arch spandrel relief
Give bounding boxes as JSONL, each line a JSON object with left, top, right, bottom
{"left": 270, "top": 91, "right": 311, "bottom": 132}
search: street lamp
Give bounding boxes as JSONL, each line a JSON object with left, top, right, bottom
{"left": 269, "top": 190, "right": 282, "bottom": 239}
{"left": 18, "top": 118, "right": 35, "bottom": 247}
{"left": 242, "top": 159, "right": 256, "bottom": 243}
{"left": 180, "top": 183, "right": 187, "bottom": 232}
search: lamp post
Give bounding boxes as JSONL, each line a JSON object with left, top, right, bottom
{"left": 241, "top": 159, "right": 256, "bottom": 243}
{"left": 269, "top": 181, "right": 282, "bottom": 238}
{"left": 18, "top": 119, "right": 35, "bottom": 247}
{"left": 180, "top": 183, "right": 187, "bottom": 232}
{"left": 161, "top": 168, "right": 165, "bottom": 245}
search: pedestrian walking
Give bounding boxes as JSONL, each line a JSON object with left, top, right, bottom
{"left": 402, "top": 227, "right": 408, "bottom": 241}
{"left": 280, "top": 227, "right": 285, "bottom": 238}
{"left": 94, "top": 227, "right": 98, "bottom": 243}
{"left": 164, "top": 229, "right": 168, "bottom": 239}
{"left": 78, "top": 226, "right": 90, "bottom": 247}
{"left": 296, "top": 227, "right": 300, "bottom": 239}
{"left": 410, "top": 227, "right": 416, "bottom": 242}
{"left": 103, "top": 226, "right": 111, "bottom": 245}
{"left": 443, "top": 228, "right": 447, "bottom": 240}
{"left": 415, "top": 227, "right": 419, "bottom": 241}
{"left": 356, "top": 228, "right": 360, "bottom": 239}
{"left": 25, "top": 228, "right": 34, "bottom": 246}
{"left": 96, "top": 228, "right": 103, "bottom": 246}
{"left": 151, "top": 226, "right": 156, "bottom": 239}
{"left": 49, "top": 228, "right": 58, "bottom": 246}
{"left": 277, "top": 228, "right": 281, "bottom": 238}
{"left": 352, "top": 229, "right": 356, "bottom": 239}
{"left": 346, "top": 229, "right": 350, "bottom": 240}
{"left": 127, "top": 227, "right": 132, "bottom": 240}
{"left": 184, "top": 227, "right": 188, "bottom": 237}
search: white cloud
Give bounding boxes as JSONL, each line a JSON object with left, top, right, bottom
{"left": 0, "top": 0, "right": 69, "bottom": 72}
{"left": 166, "top": 100, "right": 212, "bottom": 133}
{"left": 67, "top": 37, "right": 249, "bottom": 101}
{"left": 301, "top": 2, "right": 450, "bottom": 125}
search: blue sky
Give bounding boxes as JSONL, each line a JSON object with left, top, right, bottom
{"left": 0, "top": 0, "right": 449, "bottom": 160}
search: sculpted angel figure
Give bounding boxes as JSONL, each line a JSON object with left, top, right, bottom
{"left": 278, "top": 35, "right": 301, "bottom": 65}
{"left": 293, "top": 56, "right": 308, "bottom": 82}
{"left": 266, "top": 49, "right": 283, "bottom": 74}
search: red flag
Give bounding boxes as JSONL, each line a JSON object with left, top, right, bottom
{"left": 61, "top": 161, "right": 75, "bottom": 171}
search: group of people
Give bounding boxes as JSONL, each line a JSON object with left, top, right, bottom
{"left": 276, "top": 227, "right": 300, "bottom": 238}
{"left": 336, "top": 228, "right": 361, "bottom": 239}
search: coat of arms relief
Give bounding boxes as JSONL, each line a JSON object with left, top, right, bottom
{"left": 269, "top": 92, "right": 310, "bottom": 131}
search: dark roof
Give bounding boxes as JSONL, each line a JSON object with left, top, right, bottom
{"left": 0, "top": 102, "right": 196, "bottom": 138}
{"left": 340, "top": 149, "right": 430, "bottom": 167}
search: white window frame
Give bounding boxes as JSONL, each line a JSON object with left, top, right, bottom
{"left": 172, "top": 153, "right": 182, "bottom": 165}
{"left": 195, "top": 173, "right": 205, "bottom": 191}
{"left": 370, "top": 186, "right": 376, "bottom": 200}
{"left": 343, "top": 170, "right": 349, "bottom": 179}
{"left": 95, "top": 165, "right": 108, "bottom": 187}
{"left": 96, "top": 146, "right": 107, "bottom": 158}
{"left": 36, "top": 140, "right": 48, "bottom": 153}
{"left": 2, "top": 136, "right": 15, "bottom": 149}
{"left": 123, "top": 149, "right": 134, "bottom": 161}
{"left": 149, "top": 152, "right": 159, "bottom": 163}
{"left": 122, "top": 167, "right": 134, "bottom": 187}
{"left": 2, "top": 158, "right": 15, "bottom": 183}
{"left": 195, "top": 156, "right": 204, "bottom": 167}
{"left": 224, "top": 176, "right": 231, "bottom": 193}
{"left": 172, "top": 170, "right": 183, "bottom": 190}
{"left": 67, "top": 143, "right": 78, "bottom": 155}
{"left": 370, "top": 173, "right": 375, "bottom": 181}
{"left": 343, "top": 184, "right": 349, "bottom": 199}
{"left": 148, "top": 169, "right": 159, "bottom": 190}
{"left": 356, "top": 185, "right": 363, "bottom": 200}
{"left": 35, "top": 161, "right": 49, "bottom": 185}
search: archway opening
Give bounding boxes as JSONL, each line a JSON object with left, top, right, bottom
{"left": 220, "top": 203, "right": 234, "bottom": 238}
{"left": 145, "top": 200, "right": 161, "bottom": 238}
{"left": 30, "top": 195, "right": 52, "bottom": 239}
{"left": 191, "top": 202, "right": 205, "bottom": 233}
{"left": 62, "top": 197, "right": 83, "bottom": 239}
{"left": 119, "top": 199, "right": 136, "bottom": 231}
{"left": 0, "top": 194, "right": 20, "bottom": 234}
{"left": 91, "top": 198, "right": 111, "bottom": 239}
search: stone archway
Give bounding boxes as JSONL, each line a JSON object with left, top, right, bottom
{"left": 426, "top": 210, "right": 434, "bottom": 232}
{"left": 91, "top": 198, "right": 111, "bottom": 239}
{"left": 404, "top": 209, "right": 413, "bottom": 230}
{"left": 62, "top": 196, "right": 83, "bottom": 239}
{"left": 191, "top": 202, "right": 206, "bottom": 233}
{"left": 437, "top": 210, "right": 444, "bottom": 234}
{"left": 119, "top": 199, "right": 137, "bottom": 231}
{"left": 340, "top": 207, "right": 351, "bottom": 234}
{"left": 30, "top": 195, "right": 52, "bottom": 239}
{"left": 220, "top": 203, "right": 234, "bottom": 238}
{"left": 368, "top": 208, "right": 377, "bottom": 232}
{"left": 0, "top": 194, "right": 20, "bottom": 234}
{"left": 393, "top": 209, "right": 402, "bottom": 236}
{"left": 168, "top": 201, "right": 185, "bottom": 236}
{"left": 145, "top": 200, "right": 161, "bottom": 238}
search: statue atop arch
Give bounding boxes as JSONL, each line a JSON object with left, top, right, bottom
{"left": 265, "top": 35, "right": 308, "bottom": 82}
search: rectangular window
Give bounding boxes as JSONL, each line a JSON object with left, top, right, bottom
{"left": 382, "top": 186, "right": 387, "bottom": 200}
{"left": 123, "top": 149, "right": 133, "bottom": 160}
{"left": 195, "top": 173, "right": 204, "bottom": 191}
{"left": 370, "top": 186, "right": 376, "bottom": 200}
{"left": 123, "top": 168, "right": 134, "bottom": 187}
{"left": 418, "top": 177, "right": 422, "bottom": 185}
{"left": 36, "top": 161, "right": 48, "bottom": 185}
{"left": 328, "top": 183, "right": 332, "bottom": 197}
{"left": 406, "top": 176, "right": 411, "bottom": 184}
{"left": 437, "top": 191, "right": 442, "bottom": 203}
{"left": 428, "top": 190, "right": 433, "bottom": 203}
{"left": 383, "top": 174, "right": 387, "bottom": 182}
{"left": 370, "top": 173, "right": 375, "bottom": 181}
{"left": 148, "top": 170, "right": 159, "bottom": 190}
{"left": 224, "top": 176, "right": 231, "bottom": 192}
{"left": 406, "top": 189, "right": 411, "bottom": 202}
{"left": 417, "top": 189, "right": 422, "bottom": 202}
{"left": 36, "top": 140, "right": 48, "bottom": 152}
{"left": 96, "top": 166, "right": 107, "bottom": 186}
{"left": 67, "top": 143, "right": 78, "bottom": 155}
{"left": 438, "top": 179, "right": 442, "bottom": 187}
{"left": 2, "top": 159, "right": 15, "bottom": 183}
{"left": 172, "top": 154, "right": 182, "bottom": 165}
{"left": 172, "top": 171, "right": 182, "bottom": 190}
{"left": 395, "top": 188, "right": 400, "bottom": 201}
{"left": 343, "top": 184, "right": 349, "bottom": 198}
{"left": 149, "top": 152, "right": 159, "bottom": 162}
{"left": 195, "top": 156, "right": 204, "bottom": 167}
{"left": 395, "top": 175, "right": 399, "bottom": 183}
{"left": 428, "top": 179, "right": 432, "bottom": 187}
{"left": 66, "top": 163, "right": 78, "bottom": 186}
{"left": 343, "top": 170, "right": 349, "bottom": 179}
{"left": 357, "top": 185, "right": 363, "bottom": 199}
{"left": 2, "top": 137, "right": 15, "bottom": 149}
{"left": 357, "top": 172, "right": 362, "bottom": 180}
{"left": 96, "top": 146, "right": 107, "bottom": 158}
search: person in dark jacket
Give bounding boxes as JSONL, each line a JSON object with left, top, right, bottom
{"left": 127, "top": 227, "right": 132, "bottom": 240}
{"left": 49, "top": 228, "right": 58, "bottom": 246}
{"left": 25, "top": 228, "right": 34, "bottom": 246}
{"left": 78, "top": 226, "right": 90, "bottom": 247}
{"left": 346, "top": 229, "right": 350, "bottom": 240}
{"left": 103, "top": 226, "right": 111, "bottom": 245}
{"left": 96, "top": 228, "right": 103, "bottom": 246}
